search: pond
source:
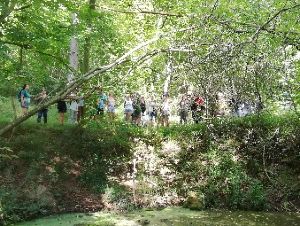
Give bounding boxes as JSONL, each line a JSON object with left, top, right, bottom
{"left": 14, "top": 207, "right": 300, "bottom": 226}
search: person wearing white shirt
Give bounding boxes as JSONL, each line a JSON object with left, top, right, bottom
{"left": 124, "top": 95, "right": 133, "bottom": 122}
{"left": 69, "top": 100, "right": 78, "bottom": 124}
{"left": 161, "top": 95, "right": 170, "bottom": 127}
{"left": 107, "top": 92, "right": 116, "bottom": 119}
{"left": 77, "top": 94, "right": 84, "bottom": 122}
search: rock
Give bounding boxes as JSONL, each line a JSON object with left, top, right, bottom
{"left": 142, "top": 219, "right": 150, "bottom": 225}
{"left": 138, "top": 219, "right": 150, "bottom": 225}
{"left": 184, "top": 191, "right": 205, "bottom": 210}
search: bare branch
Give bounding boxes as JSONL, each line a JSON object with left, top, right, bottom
{"left": 14, "top": 4, "right": 32, "bottom": 11}
{"left": 252, "top": 4, "right": 300, "bottom": 41}
{"left": 97, "top": 5, "right": 184, "bottom": 17}
{"left": 0, "top": 40, "right": 76, "bottom": 73}
{"left": 0, "top": 24, "right": 204, "bottom": 136}
{"left": 0, "top": 37, "right": 161, "bottom": 135}
{"left": 207, "top": 0, "right": 220, "bottom": 20}
{"left": 0, "top": 0, "right": 16, "bottom": 25}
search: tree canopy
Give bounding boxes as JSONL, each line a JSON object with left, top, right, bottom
{"left": 0, "top": 0, "right": 299, "bottom": 134}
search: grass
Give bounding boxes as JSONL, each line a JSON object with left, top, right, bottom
{"left": 0, "top": 97, "right": 145, "bottom": 129}
{"left": 0, "top": 97, "right": 65, "bottom": 128}
{"left": 1, "top": 96, "right": 299, "bottom": 133}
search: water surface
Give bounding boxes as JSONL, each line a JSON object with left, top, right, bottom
{"left": 14, "top": 207, "right": 300, "bottom": 226}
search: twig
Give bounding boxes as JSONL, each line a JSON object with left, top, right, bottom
{"left": 262, "top": 145, "right": 272, "bottom": 182}
{"left": 97, "top": 5, "right": 184, "bottom": 17}
{"left": 0, "top": 40, "right": 75, "bottom": 73}
{"left": 14, "top": 4, "right": 32, "bottom": 11}
{"left": 251, "top": 4, "right": 300, "bottom": 41}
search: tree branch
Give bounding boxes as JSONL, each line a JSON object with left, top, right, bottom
{"left": 126, "top": 49, "right": 165, "bottom": 76}
{"left": 251, "top": 4, "right": 300, "bottom": 41}
{"left": 0, "top": 39, "right": 76, "bottom": 73}
{"left": 14, "top": 4, "right": 32, "bottom": 11}
{"left": 97, "top": 5, "right": 184, "bottom": 17}
{"left": 0, "top": 38, "right": 160, "bottom": 136}
{"left": 0, "top": 0, "right": 16, "bottom": 25}
{"left": 0, "top": 25, "right": 201, "bottom": 136}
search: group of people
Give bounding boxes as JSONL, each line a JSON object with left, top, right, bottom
{"left": 96, "top": 91, "right": 116, "bottom": 119}
{"left": 18, "top": 84, "right": 85, "bottom": 125}
{"left": 99, "top": 92, "right": 205, "bottom": 126}
{"left": 56, "top": 94, "right": 85, "bottom": 126}
{"left": 179, "top": 95, "right": 206, "bottom": 124}
{"left": 19, "top": 84, "right": 49, "bottom": 124}
{"left": 18, "top": 84, "right": 206, "bottom": 126}
{"left": 124, "top": 94, "right": 171, "bottom": 126}
{"left": 96, "top": 92, "right": 149, "bottom": 125}
{"left": 94, "top": 91, "right": 171, "bottom": 126}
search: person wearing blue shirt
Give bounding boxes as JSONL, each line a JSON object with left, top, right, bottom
{"left": 97, "top": 92, "right": 107, "bottom": 115}
{"left": 20, "top": 84, "right": 31, "bottom": 115}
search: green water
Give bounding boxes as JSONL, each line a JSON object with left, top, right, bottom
{"left": 13, "top": 207, "right": 300, "bottom": 226}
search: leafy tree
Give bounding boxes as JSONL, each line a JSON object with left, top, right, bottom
{"left": 0, "top": 0, "right": 300, "bottom": 135}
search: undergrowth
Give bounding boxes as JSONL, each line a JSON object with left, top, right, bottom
{"left": 0, "top": 112, "right": 299, "bottom": 225}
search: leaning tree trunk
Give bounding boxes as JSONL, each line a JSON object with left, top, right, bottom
{"left": 0, "top": 35, "right": 161, "bottom": 136}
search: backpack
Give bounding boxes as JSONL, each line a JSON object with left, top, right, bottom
{"left": 140, "top": 102, "right": 146, "bottom": 113}
{"left": 17, "top": 89, "right": 23, "bottom": 102}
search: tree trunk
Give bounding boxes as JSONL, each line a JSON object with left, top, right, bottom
{"left": 8, "top": 46, "right": 23, "bottom": 138}
{"left": 254, "top": 71, "right": 263, "bottom": 114}
{"left": 68, "top": 13, "right": 79, "bottom": 83}
{"left": 12, "top": 46, "right": 23, "bottom": 120}
{"left": 163, "top": 56, "right": 172, "bottom": 95}
{"left": 82, "top": 0, "right": 96, "bottom": 74}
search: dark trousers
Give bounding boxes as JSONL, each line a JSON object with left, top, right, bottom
{"left": 97, "top": 108, "right": 104, "bottom": 115}
{"left": 37, "top": 109, "right": 48, "bottom": 123}
{"left": 179, "top": 110, "right": 188, "bottom": 124}
{"left": 77, "top": 106, "right": 84, "bottom": 121}
{"left": 192, "top": 110, "right": 203, "bottom": 124}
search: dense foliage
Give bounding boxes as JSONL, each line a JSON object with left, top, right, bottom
{"left": 0, "top": 113, "right": 299, "bottom": 224}
{"left": 1, "top": 0, "right": 299, "bottom": 113}
{"left": 0, "top": 1, "right": 300, "bottom": 225}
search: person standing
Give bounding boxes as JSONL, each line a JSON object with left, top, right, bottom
{"left": 191, "top": 96, "right": 204, "bottom": 124}
{"left": 140, "top": 96, "right": 147, "bottom": 126}
{"left": 36, "top": 88, "right": 48, "bottom": 124}
{"left": 140, "top": 96, "right": 146, "bottom": 115}
{"left": 124, "top": 94, "right": 133, "bottom": 122}
{"left": 191, "top": 98, "right": 198, "bottom": 123}
{"left": 107, "top": 92, "right": 116, "bottom": 120}
{"left": 132, "top": 94, "right": 142, "bottom": 125}
{"left": 148, "top": 97, "right": 157, "bottom": 126}
{"left": 178, "top": 95, "right": 189, "bottom": 124}
{"left": 57, "top": 100, "right": 67, "bottom": 125}
{"left": 97, "top": 91, "right": 107, "bottom": 116}
{"left": 161, "top": 95, "right": 170, "bottom": 127}
{"left": 20, "top": 84, "right": 31, "bottom": 115}
{"left": 77, "top": 93, "right": 85, "bottom": 122}
{"left": 69, "top": 99, "right": 78, "bottom": 124}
